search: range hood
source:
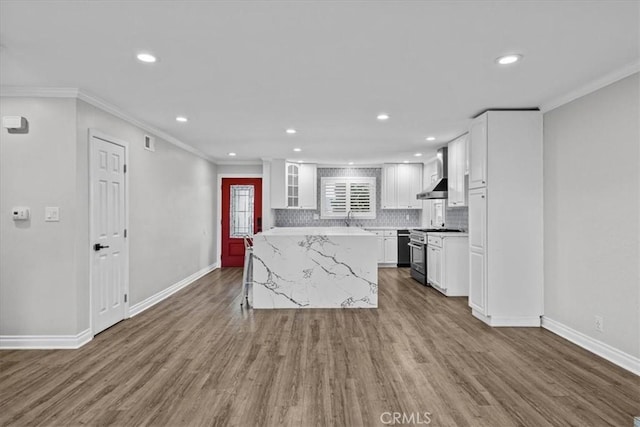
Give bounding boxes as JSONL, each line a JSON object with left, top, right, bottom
{"left": 416, "top": 147, "right": 448, "bottom": 200}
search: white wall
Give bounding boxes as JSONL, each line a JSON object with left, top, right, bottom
{"left": 216, "top": 164, "right": 262, "bottom": 176}
{"left": 0, "top": 97, "right": 80, "bottom": 335}
{"left": 76, "top": 100, "right": 218, "bottom": 307}
{"left": 0, "top": 96, "right": 217, "bottom": 338}
{"left": 543, "top": 73, "right": 639, "bottom": 358}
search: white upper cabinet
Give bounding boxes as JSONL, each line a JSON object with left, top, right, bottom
{"left": 381, "top": 163, "right": 423, "bottom": 209}
{"left": 447, "top": 133, "right": 468, "bottom": 207}
{"left": 381, "top": 164, "right": 398, "bottom": 209}
{"left": 469, "top": 114, "right": 487, "bottom": 189}
{"left": 270, "top": 160, "right": 317, "bottom": 209}
{"left": 297, "top": 163, "right": 317, "bottom": 209}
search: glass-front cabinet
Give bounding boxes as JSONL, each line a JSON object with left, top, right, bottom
{"left": 287, "top": 164, "right": 300, "bottom": 207}
{"left": 270, "top": 159, "right": 317, "bottom": 209}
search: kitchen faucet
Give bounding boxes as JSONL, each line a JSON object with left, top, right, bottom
{"left": 345, "top": 210, "right": 352, "bottom": 227}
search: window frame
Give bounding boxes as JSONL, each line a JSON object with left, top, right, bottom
{"left": 320, "top": 176, "right": 376, "bottom": 219}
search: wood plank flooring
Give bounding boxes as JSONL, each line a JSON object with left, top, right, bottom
{"left": 1, "top": 268, "right": 638, "bottom": 426}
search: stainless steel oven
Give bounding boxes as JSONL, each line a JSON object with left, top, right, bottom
{"left": 409, "top": 240, "right": 426, "bottom": 284}
{"left": 409, "top": 229, "right": 428, "bottom": 284}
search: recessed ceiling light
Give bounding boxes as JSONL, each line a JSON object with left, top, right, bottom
{"left": 286, "top": 128, "right": 297, "bottom": 134}
{"left": 426, "top": 136, "right": 436, "bottom": 141}
{"left": 496, "top": 54, "right": 522, "bottom": 65}
{"left": 348, "top": 162, "right": 354, "bottom": 165}
{"left": 414, "top": 153, "right": 423, "bottom": 157}
{"left": 377, "top": 113, "right": 390, "bottom": 121}
{"left": 136, "top": 53, "right": 157, "bottom": 63}
{"left": 228, "top": 152, "right": 236, "bottom": 156}
{"left": 293, "top": 148, "right": 302, "bottom": 152}
{"left": 176, "top": 116, "right": 188, "bottom": 123}
{"left": 403, "top": 160, "right": 409, "bottom": 164}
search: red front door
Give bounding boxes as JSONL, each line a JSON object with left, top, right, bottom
{"left": 221, "top": 178, "right": 262, "bottom": 267}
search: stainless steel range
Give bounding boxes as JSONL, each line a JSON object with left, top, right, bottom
{"left": 409, "top": 228, "right": 463, "bottom": 285}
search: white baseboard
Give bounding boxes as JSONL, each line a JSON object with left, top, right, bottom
{"left": 0, "top": 328, "right": 92, "bottom": 350}
{"left": 128, "top": 263, "right": 218, "bottom": 317}
{"left": 471, "top": 309, "right": 541, "bottom": 327}
{"left": 542, "top": 317, "right": 640, "bottom": 376}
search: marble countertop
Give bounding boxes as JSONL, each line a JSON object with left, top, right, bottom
{"left": 262, "top": 227, "right": 375, "bottom": 236}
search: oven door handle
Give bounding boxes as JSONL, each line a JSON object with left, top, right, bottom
{"left": 408, "top": 242, "right": 423, "bottom": 249}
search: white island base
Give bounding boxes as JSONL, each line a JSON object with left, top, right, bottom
{"left": 252, "top": 227, "right": 378, "bottom": 308}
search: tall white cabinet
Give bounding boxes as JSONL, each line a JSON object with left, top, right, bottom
{"left": 467, "top": 111, "right": 543, "bottom": 327}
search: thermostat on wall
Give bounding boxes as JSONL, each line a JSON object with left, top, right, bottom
{"left": 12, "top": 207, "right": 30, "bottom": 221}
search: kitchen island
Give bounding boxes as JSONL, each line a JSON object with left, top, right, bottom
{"left": 252, "top": 227, "right": 378, "bottom": 308}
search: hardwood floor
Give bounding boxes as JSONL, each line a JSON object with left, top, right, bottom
{"left": 1, "top": 268, "right": 638, "bottom": 426}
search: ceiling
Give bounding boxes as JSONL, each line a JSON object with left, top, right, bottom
{"left": 0, "top": 1, "right": 638, "bottom": 164}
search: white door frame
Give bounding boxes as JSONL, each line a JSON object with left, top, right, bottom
{"left": 88, "top": 129, "right": 130, "bottom": 335}
{"left": 216, "top": 173, "right": 263, "bottom": 267}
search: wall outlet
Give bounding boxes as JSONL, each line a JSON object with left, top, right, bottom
{"left": 595, "top": 315, "right": 604, "bottom": 332}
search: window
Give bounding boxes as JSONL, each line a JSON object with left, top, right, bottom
{"left": 230, "top": 185, "right": 254, "bottom": 237}
{"left": 321, "top": 177, "right": 376, "bottom": 219}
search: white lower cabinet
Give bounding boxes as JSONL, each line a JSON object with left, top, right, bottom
{"left": 367, "top": 229, "right": 398, "bottom": 266}
{"left": 426, "top": 233, "right": 469, "bottom": 296}
{"left": 468, "top": 250, "right": 485, "bottom": 313}
{"left": 376, "top": 235, "right": 385, "bottom": 263}
{"left": 384, "top": 234, "right": 398, "bottom": 264}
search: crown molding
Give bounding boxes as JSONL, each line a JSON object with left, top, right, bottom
{"left": 0, "top": 86, "right": 215, "bottom": 163}
{"left": 540, "top": 60, "right": 640, "bottom": 113}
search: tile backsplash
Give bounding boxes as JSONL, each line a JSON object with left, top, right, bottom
{"left": 274, "top": 167, "right": 421, "bottom": 228}
{"left": 445, "top": 206, "right": 469, "bottom": 231}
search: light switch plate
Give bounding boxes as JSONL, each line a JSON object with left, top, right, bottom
{"left": 45, "top": 207, "right": 60, "bottom": 222}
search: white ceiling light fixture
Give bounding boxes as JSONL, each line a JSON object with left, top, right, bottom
{"left": 228, "top": 152, "right": 236, "bottom": 156}
{"left": 403, "top": 160, "right": 409, "bottom": 164}
{"left": 414, "top": 153, "right": 423, "bottom": 157}
{"left": 426, "top": 136, "right": 436, "bottom": 141}
{"left": 286, "top": 128, "right": 297, "bottom": 134}
{"left": 297, "top": 160, "right": 304, "bottom": 163}
{"left": 176, "top": 116, "right": 188, "bottom": 123}
{"left": 348, "top": 161, "right": 354, "bottom": 165}
{"left": 293, "top": 147, "right": 302, "bottom": 152}
{"left": 496, "top": 54, "right": 523, "bottom": 65}
{"left": 376, "top": 113, "right": 390, "bottom": 121}
{"left": 136, "top": 52, "right": 157, "bottom": 63}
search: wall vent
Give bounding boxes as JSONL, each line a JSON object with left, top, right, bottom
{"left": 144, "top": 135, "right": 155, "bottom": 152}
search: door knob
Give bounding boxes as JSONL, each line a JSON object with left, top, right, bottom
{"left": 93, "top": 243, "right": 110, "bottom": 251}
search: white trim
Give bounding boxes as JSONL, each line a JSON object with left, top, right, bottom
{"left": 0, "top": 86, "right": 214, "bottom": 163}
{"left": 216, "top": 173, "right": 264, "bottom": 266}
{"left": 129, "top": 263, "right": 218, "bottom": 317}
{"left": 542, "top": 317, "right": 640, "bottom": 376}
{"left": 471, "top": 309, "right": 541, "bottom": 327}
{"left": 540, "top": 61, "right": 640, "bottom": 113}
{"left": 89, "top": 129, "right": 130, "bottom": 335}
{"left": 0, "top": 86, "right": 80, "bottom": 98}
{"left": 0, "top": 328, "right": 92, "bottom": 350}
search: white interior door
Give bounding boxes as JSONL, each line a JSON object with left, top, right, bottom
{"left": 90, "top": 131, "right": 128, "bottom": 335}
